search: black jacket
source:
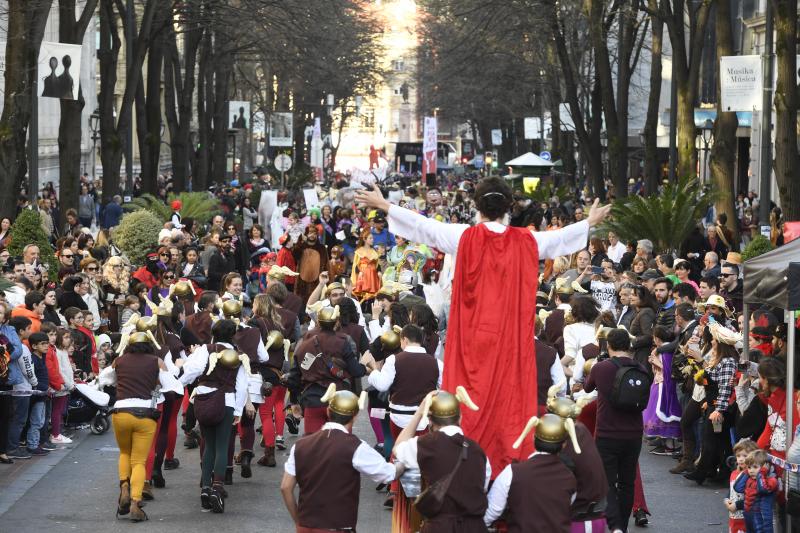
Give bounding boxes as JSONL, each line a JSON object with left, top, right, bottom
{"left": 207, "top": 251, "right": 236, "bottom": 292}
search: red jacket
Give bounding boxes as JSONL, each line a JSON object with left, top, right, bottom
{"left": 757, "top": 387, "right": 800, "bottom": 459}
{"left": 45, "top": 345, "right": 64, "bottom": 391}
{"left": 132, "top": 267, "right": 159, "bottom": 289}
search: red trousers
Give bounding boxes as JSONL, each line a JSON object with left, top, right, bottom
{"left": 259, "top": 386, "right": 287, "bottom": 447}
{"left": 237, "top": 402, "right": 261, "bottom": 452}
{"left": 303, "top": 406, "right": 328, "bottom": 435}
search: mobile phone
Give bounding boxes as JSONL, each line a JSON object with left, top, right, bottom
{"left": 591, "top": 266, "right": 604, "bottom": 275}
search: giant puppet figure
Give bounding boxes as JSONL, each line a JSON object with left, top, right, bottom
{"left": 356, "top": 178, "right": 610, "bottom": 474}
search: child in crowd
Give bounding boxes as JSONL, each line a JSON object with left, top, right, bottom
{"left": 725, "top": 438, "right": 759, "bottom": 533}
{"left": 95, "top": 334, "right": 115, "bottom": 370}
{"left": 120, "top": 294, "right": 140, "bottom": 325}
{"left": 734, "top": 449, "right": 779, "bottom": 533}
{"left": 26, "top": 332, "right": 51, "bottom": 455}
{"left": 80, "top": 310, "right": 98, "bottom": 375}
{"left": 48, "top": 325, "right": 74, "bottom": 444}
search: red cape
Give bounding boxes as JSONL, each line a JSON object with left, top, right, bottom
{"left": 442, "top": 224, "right": 539, "bottom": 476}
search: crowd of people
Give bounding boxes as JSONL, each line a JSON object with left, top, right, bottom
{"left": 0, "top": 168, "right": 796, "bottom": 533}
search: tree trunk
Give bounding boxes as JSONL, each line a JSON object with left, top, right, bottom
{"left": 772, "top": 0, "right": 800, "bottom": 220}
{"left": 643, "top": 0, "right": 663, "bottom": 194}
{"left": 709, "top": 0, "right": 739, "bottom": 244}
{"left": 195, "top": 29, "right": 212, "bottom": 191}
{"left": 675, "top": 77, "right": 697, "bottom": 179}
{"left": 0, "top": 0, "right": 54, "bottom": 220}
{"left": 98, "top": 0, "right": 122, "bottom": 202}
{"left": 57, "top": 0, "right": 97, "bottom": 224}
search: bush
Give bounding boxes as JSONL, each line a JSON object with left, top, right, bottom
{"left": 112, "top": 209, "right": 163, "bottom": 266}
{"left": 741, "top": 235, "right": 774, "bottom": 261}
{"left": 123, "top": 192, "right": 220, "bottom": 223}
{"left": 7, "top": 210, "right": 58, "bottom": 280}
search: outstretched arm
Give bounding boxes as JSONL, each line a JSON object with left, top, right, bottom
{"left": 533, "top": 199, "right": 611, "bottom": 259}
{"left": 356, "top": 185, "right": 466, "bottom": 255}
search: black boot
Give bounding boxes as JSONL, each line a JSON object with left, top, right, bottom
{"left": 224, "top": 467, "right": 233, "bottom": 485}
{"left": 240, "top": 450, "right": 253, "bottom": 479}
{"left": 164, "top": 458, "right": 180, "bottom": 470}
{"left": 683, "top": 469, "right": 706, "bottom": 485}
{"left": 151, "top": 468, "right": 165, "bottom": 488}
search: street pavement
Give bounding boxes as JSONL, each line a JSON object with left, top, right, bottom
{"left": 0, "top": 417, "right": 730, "bottom": 533}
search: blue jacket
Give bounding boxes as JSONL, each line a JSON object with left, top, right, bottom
{"left": 1, "top": 325, "right": 23, "bottom": 386}
{"left": 371, "top": 228, "right": 395, "bottom": 250}
{"left": 102, "top": 201, "right": 123, "bottom": 229}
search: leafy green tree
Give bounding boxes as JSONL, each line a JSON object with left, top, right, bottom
{"left": 123, "top": 192, "right": 219, "bottom": 224}
{"left": 112, "top": 209, "right": 163, "bottom": 266}
{"left": 600, "top": 177, "right": 715, "bottom": 254}
{"left": 8, "top": 210, "right": 58, "bottom": 280}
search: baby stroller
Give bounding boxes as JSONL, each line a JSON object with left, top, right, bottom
{"left": 67, "top": 383, "right": 113, "bottom": 435}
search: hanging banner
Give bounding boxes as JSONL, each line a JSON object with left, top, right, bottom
{"left": 422, "top": 116, "right": 437, "bottom": 176}
{"left": 229, "top": 101, "right": 250, "bottom": 129}
{"left": 720, "top": 55, "right": 762, "bottom": 112}
{"left": 491, "top": 129, "right": 503, "bottom": 146}
{"left": 523, "top": 118, "right": 540, "bottom": 140}
{"left": 302, "top": 188, "right": 320, "bottom": 210}
{"left": 269, "top": 112, "right": 293, "bottom": 147}
{"left": 38, "top": 41, "right": 83, "bottom": 100}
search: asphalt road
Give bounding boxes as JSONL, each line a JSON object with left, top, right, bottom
{"left": 0, "top": 418, "right": 730, "bottom": 533}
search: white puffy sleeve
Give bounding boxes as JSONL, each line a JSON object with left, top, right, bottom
{"left": 386, "top": 205, "right": 467, "bottom": 255}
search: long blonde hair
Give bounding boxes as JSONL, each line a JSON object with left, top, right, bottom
{"left": 252, "top": 293, "right": 282, "bottom": 328}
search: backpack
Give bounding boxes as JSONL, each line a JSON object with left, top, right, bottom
{"left": 609, "top": 358, "right": 652, "bottom": 412}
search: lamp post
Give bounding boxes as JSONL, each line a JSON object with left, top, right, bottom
{"left": 88, "top": 109, "right": 100, "bottom": 184}
{"left": 696, "top": 118, "right": 714, "bottom": 185}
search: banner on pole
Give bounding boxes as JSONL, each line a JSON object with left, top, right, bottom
{"left": 422, "top": 116, "right": 437, "bottom": 175}
{"left": 38, "top": 41, "right": 83, "bottom": 100}
{"left": 720, "top": 55, "right": 762, "bottom": 112}
{"left": 229, "top": 101, "right": 250, "bottom": 129}
{"left": 269, "top": 112, "right": 293, "bottom": 147}
{"left": 523, "top": 118, "right": 540, "bottom": 140}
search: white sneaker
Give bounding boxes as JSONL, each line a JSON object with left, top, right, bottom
{"left": 51, "top": 434, "right": 73, "bottom": 444}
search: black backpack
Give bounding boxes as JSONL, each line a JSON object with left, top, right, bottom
{"left": 609, "top": 358, "right": 652, "bottom": 412}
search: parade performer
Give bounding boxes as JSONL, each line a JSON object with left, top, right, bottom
{"left": 284, "top": 306, "right": 366, "bottom": 434}
{"left": 546, "top": 384, "right": 609, "bottom": 533}
{"left": 280, "top": 386, "right": 404, "bottom": 533}
{"left": 484, "top": 413, "right": 580, "bottom": 532}
{"left": 179, "top": 320, "right": 249, "bottom": 514}
{"left": 357, "top": 178, "right": 610, "bottom": 473}
{"left": 221, "top": 299, "right": 270, "bottom": 480}
{"left": 97, "top": 328, "right": 167, "bottom": 522}
{"left": 393, "top": 389, "right": 490, "bottom": 533}
{"left": 249, "top": 288, "right": 297, "bottom": 467}
{"left": 267, "top": 265, "right": 305, "bottom": 324}
{"left": 294, "top": 225, "right": 328, "bottom": 304}
{"left": 352, "top": 228, "right": 382, "bottom": 301}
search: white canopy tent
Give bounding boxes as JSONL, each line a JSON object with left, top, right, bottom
{"left": 504, "top": 152, "right": 555, "bottom": 167}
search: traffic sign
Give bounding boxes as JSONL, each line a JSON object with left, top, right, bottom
{"left": 474, "top": 155, "right": 484, "bottom": 168}
{"left": 274, "top": 154, "right": 292, "bottom": 172}
{"left": 539, "top": 151, "right": 552, "bottom": 161}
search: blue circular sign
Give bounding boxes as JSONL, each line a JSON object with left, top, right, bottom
{"left": 539, "top": 151, "right": 552, "bottom": 161}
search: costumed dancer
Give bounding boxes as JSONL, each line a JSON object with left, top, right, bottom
{"left": 484, "top": 412, "right": 580, "bottom": 532}
{"left": 546, "top": 383, "right": 609, "bottom": 533}
{"left": 393, "top": 388, "right": 489, "bottom": 533}
{"left": 96, "top": 327, "right": 168, "bottom": 522}
{"left": 267, "top": 265, "right": 305, "bottom": 324}
{"left": 294, "top": 225, "right": 329, "bottom": 304}
{"left": 284, "top": 306, "right": 366, "bottom": 434}
{"left": 143, "top": 294, "right": 187, "bottom": 489}
{"left": 280, "top": 386, "right": 405, "bottom": 533}
{"left": 356, "top": 178, "right": 610, "bottom": 475}
{"left": 351, "top": 228, "right": 382, "bottom": 302}
{"left": 249, "top": 288, "right": 297, "bottom": 467}
{"left": 364, "top": 324, "right": 442, "bottom": 517}
{"left": 179, "top": 291, "right": 219, "bottom": 450}
{"left": 178, "top": 319, "right": 249, "bottom": 513}
{"left": 221, "top": 299, "right": 270, "bottom": 481}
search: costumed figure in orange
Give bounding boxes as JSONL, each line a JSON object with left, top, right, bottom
{"left": 351, "top": 229, "right": 381, "bottom": 302}
{"left": 327, "top": 245, "right": 346, "bottom": 282}
{"left": 293, "top": 225, "right": 328, "bottom": 304}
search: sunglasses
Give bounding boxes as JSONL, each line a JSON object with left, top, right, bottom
{"left": 164, "top": 275, "right": 175, "bottom": 280}
{"left": 86, "top": 266, "right": 98, "bottom": 271}
{"left": 160, "top": 253, "right": 171, "bottom": 257}
{"left": 720, "top": 273, "right": 736, "bottom": 278}
{"left": 62, "top": 254, "right": 74, "bottom": 259}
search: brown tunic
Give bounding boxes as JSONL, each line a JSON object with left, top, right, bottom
{"left": 561, "top": 422, "right": 608, "bottom": 519}
{"left": 506, "top": 453, "right": 576, "bottom": 533}
{"left": 197, "top": 343, "right": 238, "bottom": 393}
{"left": 294, "top": 428, "right": 362, "bottom": 530}
{"left": 417, "top": 431, "right": 489, "bottom": 533}
{"left": 390, "top": 351, "right": 439, "bottom": 407}
{"left": 184, "top": 310, "right": 213, "bottom": 345}
{"left": 114, "top": 352, "right": 159, "bottom": 401}
{"left": 542, "top": 308, "right": 566, "bottom": 357}
{"left": 535, "top": 339, "right": 557, "bottom": 412}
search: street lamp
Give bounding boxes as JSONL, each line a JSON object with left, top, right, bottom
{"left": 88, "top": 108, "right": 100, "bottom": 183}
{"left": 696, "top": 118, "right": 714, "bottom": 184}
{"left": 326, "top": 94, "right": 335, "bottom": 116}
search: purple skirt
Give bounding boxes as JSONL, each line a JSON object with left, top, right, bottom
{"left": 642, "top": 353, "right": 682, "bottom": 439}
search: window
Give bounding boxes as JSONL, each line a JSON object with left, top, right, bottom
{"left": 391, "top": 59, "right": 405, "bottom": 72}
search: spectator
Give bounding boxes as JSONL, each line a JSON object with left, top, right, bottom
{"left": 629, "top": 285, "right": 657, "bottom": 368}
{"left": 653, "top": 277, "right": 676, "bottom": 331}
{"left": 701, "top": 251, "right": 721, "bottom": 278}
{"left": 7, "top": 316, "right": 35, "bottom": 459}
{"left": 47, "top": 325, "right": 73, "bottom": 444}
{"left": 63, "top": 208, "right": 82, "bottom": 237}
{"left": 606, "top": 231, "right": 626, "bottom": 263}
{"left": 719, "top": 263, "right": 743, "bottom": 314}
{"left": 10, "top": 290, "right": 45, "bottom": 333}
{"left": 78, "top": 184, "right": 95, "bottom": 228}
{"left": 584, "top": 329, "right": 648, "bottom": 533}
{"left": 102, "top": 195, "right": 124, "bottom": 229}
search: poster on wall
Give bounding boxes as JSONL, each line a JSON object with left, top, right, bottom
{"left": 229, "top": 101, "right": 250, "bottom": 129}
{"left": 38, "top": 41, "right": 83, "bottom": 100}
{"left": 269, "top": 112, "right": 293, "bottom": 147}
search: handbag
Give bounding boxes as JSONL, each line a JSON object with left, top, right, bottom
{"left": 194, "top": 389, "right": 226, "bottom": 426}
{"left": 414, "top": 438, "right": 469, "bottom": 518}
